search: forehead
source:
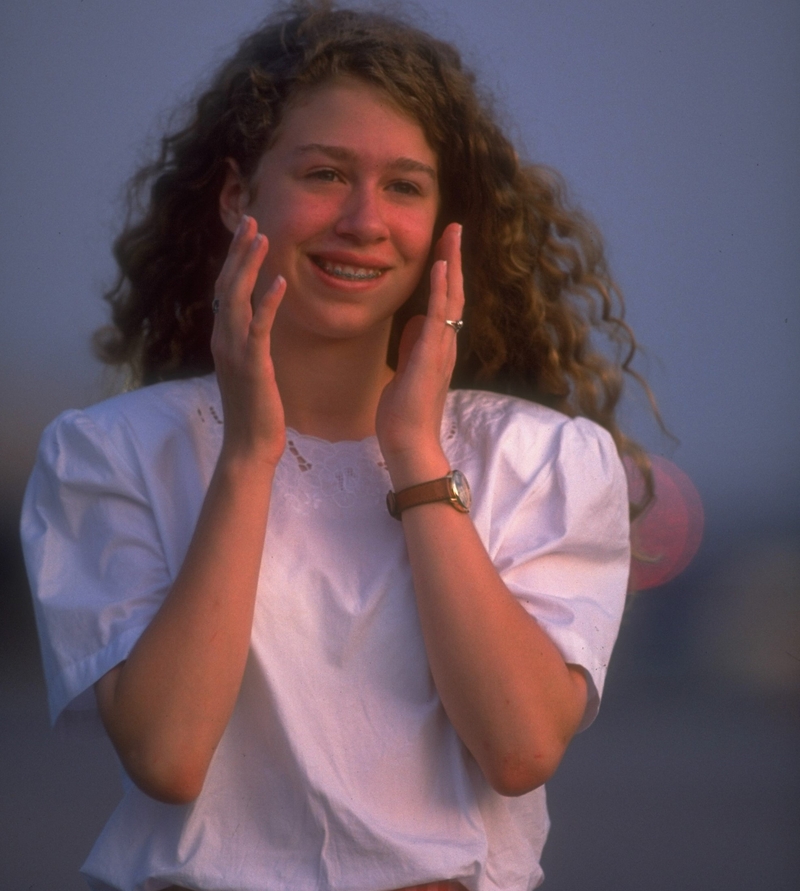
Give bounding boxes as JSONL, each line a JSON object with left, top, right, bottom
{"left": 266, "top": 77, "right": 437, "bottom": 168}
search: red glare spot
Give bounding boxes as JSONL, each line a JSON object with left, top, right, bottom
{"left": 626, "top": 455, "right": 705, "bottom": 590}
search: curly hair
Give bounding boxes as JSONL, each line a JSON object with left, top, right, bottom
{"left": 95, "top": 0, "right": 659, "bottom": 514}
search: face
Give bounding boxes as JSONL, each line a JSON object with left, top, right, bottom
{"left": 224, "top": 78, "right": 440, "bottom": 344}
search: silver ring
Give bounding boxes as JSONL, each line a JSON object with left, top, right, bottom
{"left": 212, "top": 298, "right": 220, "bottom": 314}
{"left": 444, "top": 319, "right": 463, "bottom": 333}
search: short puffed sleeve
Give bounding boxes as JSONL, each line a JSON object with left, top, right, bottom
{"left": 21, "top": 409, "right": 173, "bottom": 731}
{"left": 479, "top": 412, "right": 630, "bottom": 730}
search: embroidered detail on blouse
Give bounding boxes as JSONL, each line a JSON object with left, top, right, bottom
{"left": 275, "top": 433, "right": 391, "bottom": 512}
{"left": 196, "top": 378, "right": 520, "bottom": 510}
{"left": 194, "top": 404, "right": 223, "bottom": 425}
{"left": 287, "top": 439, "right": 313, "bottom": 472}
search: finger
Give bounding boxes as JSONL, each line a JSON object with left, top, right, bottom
{"left": 433, "top": 221, "right": 461, "bottom": 263}
{"left": 226, "top": 232, "right": 270, "bottom": 325}
{"left": 215, "top": 215, "right": 257, "bottom": 298}
{"left": 251, "top": 274, "right": 286, "bottom": 337}
{"left": 431, "top": 223, "right": 464, "bottom": 329}
{"left": 212, "top": 225, "right": 268, "bottom": 357}
{"left": 427, "top": 259, "right": 449, "bottom": 324}
{"left": 445, "top": 224, "right": 465, "bottom": 324}
{"left": 433, "top": 220, "right": 457, "bottom": 263}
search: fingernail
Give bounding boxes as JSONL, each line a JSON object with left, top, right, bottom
{"left": 235, "top": 216, "right": 247, "bottom": 235}
{"left": 456, "top": 224, "right": 463, "bottom": 245}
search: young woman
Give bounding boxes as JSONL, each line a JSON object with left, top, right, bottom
{"left": 22, "top": 3, "right": 651, "bottom": 889}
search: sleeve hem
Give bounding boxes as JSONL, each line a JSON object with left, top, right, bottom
{"left": 49, "top": 623, "right": 152, "bottom": 731}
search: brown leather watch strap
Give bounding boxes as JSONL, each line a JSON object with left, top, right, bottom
{"left": 386, "top": 471, "right": 470, "bottom": 520}
{"left": 387, "top": 477, "right": 452, "bottom": 519}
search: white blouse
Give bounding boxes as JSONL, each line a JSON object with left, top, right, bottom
{"left": 21, "top": 375, "right": 630, "bottom": 891}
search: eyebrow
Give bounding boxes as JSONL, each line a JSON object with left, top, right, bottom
{"left": 294, "top": 143, "right": 437, "bottom": 180}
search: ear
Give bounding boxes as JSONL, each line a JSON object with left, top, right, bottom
{"left": 219, "top": 158, "right": 248, "bottom": 234}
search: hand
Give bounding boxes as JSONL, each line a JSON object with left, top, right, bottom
{"left": 210, "top": 215, "right": 287, "bottom": 466}
{"left": 376, "top": 222, "right": 464, "bottom": 488}
{"left": 96, "top": 214, "right": 287, "bottom": 803}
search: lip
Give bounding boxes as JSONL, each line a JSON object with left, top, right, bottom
{"left": 308, "top": 251, "right": 393, "bottom": 287}
{"left": 311, "top": 250, "right": 393, "bottom": 269}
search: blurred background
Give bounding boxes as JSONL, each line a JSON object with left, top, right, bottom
{"left": 1, "top": 1, "right": 798, "bottom": 888}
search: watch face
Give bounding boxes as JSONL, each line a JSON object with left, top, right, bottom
{"left": 450, "top": 470, "right": 472, "bottom": 511}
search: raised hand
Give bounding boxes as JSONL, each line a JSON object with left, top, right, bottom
{"left": 376, "top": 222, "right": 464, "bottom": 489}
{"left": 94, "top": 214, "right": 289, "bottom": 804}
{"left": 211, "top": 214, "right": 287, "bottom": 466}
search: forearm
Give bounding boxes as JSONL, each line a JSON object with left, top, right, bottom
{"left": 380, "top": 225, "right": 585, "bottom": 794}
{"left": 395, "top": 457, "right": 587, "bottom": 795}
{"left": 95, "top": 450, "right": 276, "bottom": 803}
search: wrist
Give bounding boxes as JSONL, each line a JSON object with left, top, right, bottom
{"left": 217, "top": 438, "right": 284, "bottom": 480}
{"left": 382, "top": 444, "right": 450, "bottom": 492}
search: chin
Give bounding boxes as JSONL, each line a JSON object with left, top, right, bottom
{"left": 276, "top": 304, "right": 394, "bottom": 344}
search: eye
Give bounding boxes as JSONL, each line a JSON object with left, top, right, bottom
{"left": 307, "top": 168, "right": 342, "bottom": 183}
{"left": 388, "top": 180, "right": 422, "bottom": 196}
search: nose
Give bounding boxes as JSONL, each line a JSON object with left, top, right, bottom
{"left": 334, "top": 185, "right": 390, "bottom": 243}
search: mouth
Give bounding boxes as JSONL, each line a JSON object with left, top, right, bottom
{"left": 311, "top": 256, "right": 387, "bottom": 282}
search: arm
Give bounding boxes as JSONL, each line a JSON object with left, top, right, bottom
{"left": 377, "top": 224, "right": 587, "bottom": 796}
{"left": 394, "top": 498, "right": 587, "bottom": 796}
{"left": 95, "top": 216, "right": 286, "bottom": 804}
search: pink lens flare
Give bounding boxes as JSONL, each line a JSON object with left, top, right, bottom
{"left": 625, "top": 455, "right": 705, "bottom": 591}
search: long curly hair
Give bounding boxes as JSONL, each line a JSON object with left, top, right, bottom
{"left": 95, "top": 0, "right": 660, "bottom": 514}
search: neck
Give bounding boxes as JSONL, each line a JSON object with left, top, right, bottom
{"left": 271, "top": 325, "right": 394, "bottom": 442}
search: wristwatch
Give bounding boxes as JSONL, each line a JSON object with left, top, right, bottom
{"left": 386, "top": 470, "right": 472, "bottom": 520}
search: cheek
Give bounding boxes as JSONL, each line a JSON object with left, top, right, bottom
{"left": 249, "top": 179, "right": 332, "bottom": 243}
{"left": 256, "top": 205, "right": 307, "bottom": 247}
{"left": 254, "top": 206, "right": 325, "bottom": 280}
{"left": 396, "top": 213, "right": 437, "bottom": 267}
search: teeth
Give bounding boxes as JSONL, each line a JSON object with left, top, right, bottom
{"left": 316, "top": 259, "right": 384, "bottom": 281}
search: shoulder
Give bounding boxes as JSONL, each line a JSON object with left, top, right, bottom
{"left": 69, "top": 374, "right": 218, "bottom": 436}
{"left": 42, "top": 375, "right": 219, "bottom": 446}
{"left": 444, "top": 388, "right": 621, "bottom": 481}
{"left": 35, "top": 375, "right": 221, "bottom": 483}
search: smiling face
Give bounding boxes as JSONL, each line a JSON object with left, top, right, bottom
{"left": 222, "top": 78, "right": 440, "bottom": 345}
